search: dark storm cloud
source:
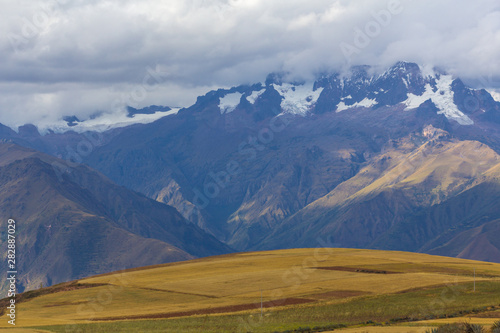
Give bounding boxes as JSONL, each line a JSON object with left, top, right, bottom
{"left": 0, "top": 0, "right": 499, "bottom": 128}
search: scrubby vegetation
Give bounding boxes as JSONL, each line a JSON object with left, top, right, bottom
{"left": 426, "top": 321, "right": 500, "bottom": 333}
{"left": 491, "top": 320, "right": 500, "bottom": 333}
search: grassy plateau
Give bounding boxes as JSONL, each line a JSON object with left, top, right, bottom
{"left": 1, "top": 248, "right": 500, "bottom": 332}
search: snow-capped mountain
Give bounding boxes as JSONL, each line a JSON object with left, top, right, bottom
{"left": 68, "top": 61, "right": 500, "bottom": 255}
{"left": 8, "top": 61, "right": 499, "bottom": 136}
{"left": 209, "top": 61, "right": 497, "bottom": 126}
{"left": 2, "top": 61, "right": 500, "bottom": 263}
{"left": 22, "top": 105, "right": 181, "bottom": 135}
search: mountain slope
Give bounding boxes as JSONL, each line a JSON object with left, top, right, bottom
{"left": 2, "top": 62, "right": 500, "bottom": 259}
{"left": 256, "top": 127, "right": 500, "bottom": 261}
{"left": 83, "top": 87, "right": 458, "bottom": 250}
{"left": 0, "top": 143, "right": 231, "bottom": 292}
{"left": 75, "top": 63, "right": 500, "bottom": 253}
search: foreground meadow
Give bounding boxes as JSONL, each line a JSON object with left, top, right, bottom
{"left": 1, "top": 248, "right": 500, "bottom": 332}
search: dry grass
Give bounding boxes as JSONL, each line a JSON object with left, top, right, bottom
{"left": 3, "top": 248, "right": 500, "bottom": 331}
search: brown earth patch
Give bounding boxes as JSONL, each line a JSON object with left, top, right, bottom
{"left": 310, "top": 290, "right": 371, "bottom": 300}
{"left": 137, "top": 286, "right": 217, "bottom": 298}
{"left": 90, "top": 297, "right": 314, "bottom": 321}
{"left": 314, "top": 266, "right": 399, "bottom": 274}
{"left": 43, "top": 300, "right": 88, "bottom": 308}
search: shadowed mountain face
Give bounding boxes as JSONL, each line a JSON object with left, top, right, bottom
{"left": 83, "top": 102, "right": 448, "bottom": 249}
{"left": 2, "top": 62, "right": 500, "bottom": 264}
{"left": 0, "top": 143, "right": 231, "bottom": 292}
{"left": 255, "top": 129, "right": 500, "bottom": 261}
{"left": 75, "top": 63, "right": 500, "bottom": 255}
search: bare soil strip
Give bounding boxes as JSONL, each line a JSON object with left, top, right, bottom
{"left": 314, "top": 266, "right": 399, "bottom": 274}
{"left": 135, "top": 286, "right": 218, "bottom": 299}
{"left": 309, "top": 290, "right": 371, "bottom": 299}
{"left": 90, "top": 297, "right": 314, "bottom": 321}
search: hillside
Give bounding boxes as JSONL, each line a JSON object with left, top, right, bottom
{"left": 256, "top": 127, "right": 500, "bottom": 262}
{"left": 3, "top": 249, "right": 500, "bottom": 332}
{"left": 83, "top": 86, "right": 453, "bottom": 250}
{"left": 0, "top": 143, "right": 232, "bottom": 293}
{"left": 1, "top": 62, "right": 500, "bottom": 262}
{"left": 73, "top": 63, "right": 500, "bottom": 257}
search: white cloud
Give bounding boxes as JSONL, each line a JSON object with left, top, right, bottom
{"left": 0, "top": 0, "right": 499, "bottom": 129}
{"left": 488, "top": 90, "right": 500, "bottom": 102}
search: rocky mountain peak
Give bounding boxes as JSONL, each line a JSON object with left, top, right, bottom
{"left": 422, "top": 124, "right": 450, "bottom": 140}
{"left": 190, "top": 62, "right": 499, "bottom": 128}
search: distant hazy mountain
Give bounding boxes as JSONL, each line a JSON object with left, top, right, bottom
{"left": 2, "top": 61, "right": 500, "bottom": 263}
{"left": 0, "top": 143, "right": 231, "bottom": 293}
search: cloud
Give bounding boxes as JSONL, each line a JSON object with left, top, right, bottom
{"left": 0, "top": 0, "right": 499, "bottom": 129}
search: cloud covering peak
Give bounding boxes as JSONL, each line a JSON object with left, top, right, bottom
{"left": 1, "top": 0, "right": 500, "bottom": 128}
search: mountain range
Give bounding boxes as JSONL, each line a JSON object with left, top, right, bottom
{"left": 0, "top": 142, "right": 231, "bottom": 292}
{"left": 2, "top": 61, "right": 500, "bottom": 290}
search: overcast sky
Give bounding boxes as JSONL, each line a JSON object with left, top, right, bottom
{"left": 1, "top": 0, "right": 500, "bottom": 129}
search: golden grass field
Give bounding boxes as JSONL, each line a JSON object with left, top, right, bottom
{"left": 2, "top": 248, "right": 500, "bottom": 332}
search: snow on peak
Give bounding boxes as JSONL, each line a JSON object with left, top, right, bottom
{"left": 36, "top": 108, "right": 182, "bottom": 134}
{"left": 219, "top": 92, "right": 243, "bottom": 114}
{"left": 487, "top": 90, "right": 500, "bottom": 102}
{"left": 404, "top": 89, "right": 432, "bottom": 110}
{"left": 433, "top": 75, "right": 474, "bottom": 125}
{"left": 246, "top": 89, "right": 265, "bottom": 104}
{"left": 403, "top": 74, "right": 473, "bottom": 125}
{"left": 336, "top": 98, "right": 377, "bottom": 112}
{"left": 273, "top": 82, "right": 323, "bottom": 115}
